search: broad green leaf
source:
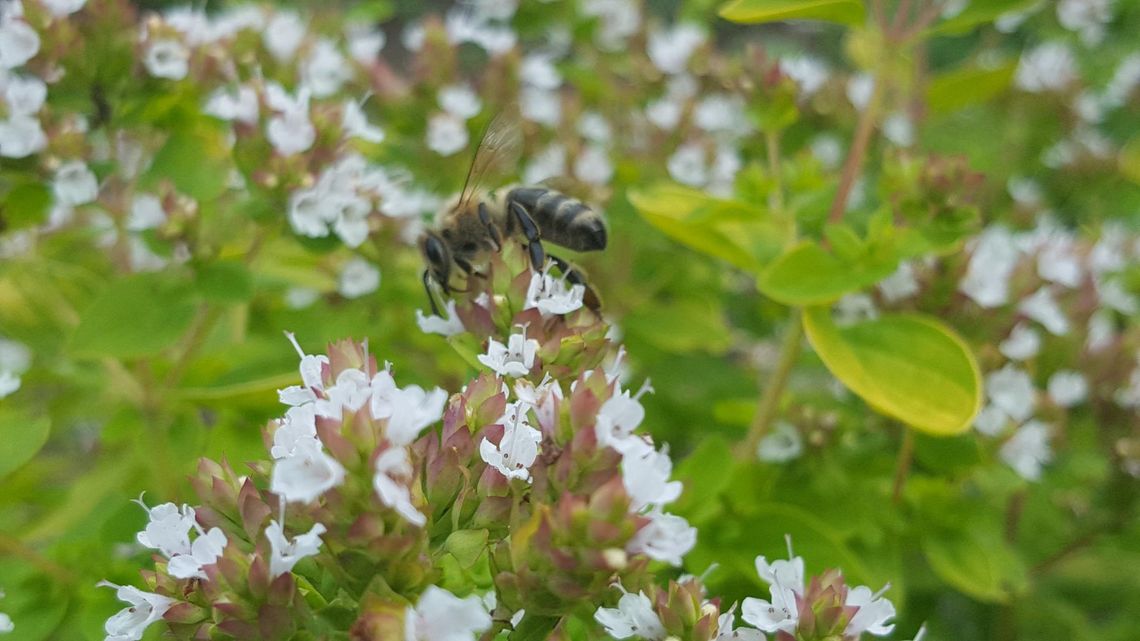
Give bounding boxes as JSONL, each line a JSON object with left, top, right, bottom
{"left": 444, "top": 529, "right": 489, "bottom": 568}
{"left": 928, "top": 0, "right": 1036, "bottom": 35}
{"left": 1, "top": 180, "right": 52, "bottom": 230}
{"left": 142, "top": 122, "right": 232, "bottom": 202}
{"left": 927, "top": 63, "right": 1016, "bottom": 115}
{"left": 0, "top": 408, "right": 50, "bottom": 481}
{"left": 629, "top": 184, "right": 765, "bottom": 273}
{"left": 673, "top": 436, "right": 734, "bottom": 525}
{"left": 802, "top": 307, "right": 981, "bottom": 435}
{"left": 922, "top": 528, "right": 1027, "bottom": 602}
{"left": 719, "top": 0, "right": 865, "bottom": 25}
{"left": 757, "top": 240, "right": 897, "bottom": 305}
{"left": 196, "top": 260, "right": 254, "bottom": 303}
{"left": 70, "top": 273, "right": 198, "bottom": 358}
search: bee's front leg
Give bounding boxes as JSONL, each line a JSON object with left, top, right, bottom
{"left": 478, "top": 203, "right": 503, "bottom": 252}
{"left": 422, "top": 269, "right": 443, "bottom": 316}
{"left": 507, "top": 201, "right": 546, "bottom": 271}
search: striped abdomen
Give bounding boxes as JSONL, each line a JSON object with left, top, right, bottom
{"left": 507, "top": 187, "right": 607, "bottom": 252}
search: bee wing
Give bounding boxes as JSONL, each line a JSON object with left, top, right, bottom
{"left": 458, "top": 110, "right": 523, "bottom": 208}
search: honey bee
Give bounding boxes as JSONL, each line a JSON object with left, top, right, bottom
{"left": 419, "top": 113, "right": 607, "bottom": 315}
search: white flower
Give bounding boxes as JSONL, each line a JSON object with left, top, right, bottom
{"left": 757, "top": 420, "right": 803, "bottom": 463}
{"left": 41, "top": 0, "right": 87, "bottom": 17}
{"left": 847, "top": 73, "right": 875, "bottom": 110}
{"left": 374, "top": 381, "right": 448, "bottom": 446}
{"left": 0, "top": 337, "right": 31, "bottom": 375}
{"left": 877, "top": 262, "right": 919, "bottom": 302}
{"left": 523, "top": 143, "right": 566, "bottom": 185}
{"left": 974, "top": 403, "right": 1010, "bottom": 436}
{"left": 574, "top": 144, "right": 613, "bottom": 185}
{"left": 1037, "top": 238, "right": 1083, "bottom": 287}
{"left": 577, "top": 111, "right": 611, "bottom": 144}
{"left": 1019, "top": 287, "right": 1069, "bottom": 335}
{"left": 270, "top": 438, "right": 346, "bottom": 504}
{"left": 342, "top": 100, "right": 385, "bottom": 143}
{"left": 263, "top": 11, "right": 306, "bottom": 61}
{"left": 835, "top": 293, "right": 878, "bottom": 326}
{"left": 513, "top": 375, "right": 563, "bottom": 432}
{"left": 266, "top": 106, "right": 316, "bottom": 156}
{"left": 4, "top": 75, "right": 45, "bottom": 115}
{"left": 480, "top": 401, "right": 543, "bottom": 482}
{"left": 1086, "top": 309, "right": 1115, "bottom": 351}
{"left": 845, "top": 585, "right": 897, "bottom": 637}
{"left": 166, "top": 526, "right": 227, "bottom": 580}
{"left": 810, "top": 134, "right": 843, "bottom": 169}
{"left": 960, "top": 226, "right": 1019, "bottom": 307}
{"left": 1057, "top": 0, "right": 1113, "bottom": 46}
{"left": 525, "top": 268, "right": 586, "bottom": 316}
{"left": 780, "top": 55, "right": 829, "bottom": 97}
{"left": 986, "top": 364, "right": 1037, "bottom": 423}
{"left": 694, "top": 94, "right": 750, "bottom": 139}
{"left": 144, "top": 39, "right": 190, "bottom": 80}
{"left": 741, "top": 584, "right": 798, "bottom": 634}
{"left": 595, "top": 381, "right": 651, "bottom": 451}
{"left": 1104, "top": 53, "right": 1140, "bottom": 107}
{"left": 754, "top": 544, "right": 806, "bottom": 593}
{"left": 270, "top": 404, "right": 319, "bottom": 459}
{"left": 647, "top": 23, "right": 704, "bottom": 75}
{"left": 581, "top": 0, "right": 641, "bottom": 51}
{"left": 621, "top": 439, "right": 682, "bottom": 511}
{"left": 132, "top": 497, "right": 227, "bottom": 580}
{"left": 594, "top": 588, "right": 666, "bottom": 640}
{"left": 346, "top": 23, "right": 385, "bottom": 63}
{"left": 1008, "top": 176, "right": 1044, "bottom": 206}
{"left": 1047, "top": 370, "right": 1088, "bottom": 407}
{"left": 416, "top": 300, "right": 465, "bottom": 336}
{"left": 1016, "top": 42, "right": 1078, "bottom": 93}
{"left": 338, "top": 257, "right": 381, "bottom": 299}
{"left": 520, "top": 86, "right": 561, "bottom": 127}
{"left": 315, "top": 368, "right": 372, "bottom": 420}
{"left": 1095, "top": 277, "right": 1139, "bottom": 315}
{"left": 0, "top": 19, "right": 40, "bottom": 70}
{"left": 52, "top": 161, "right": 98, "bottom": 206}
{"left": 374, "top": 446, "right": 426, "bottom": 526}
{"left": 438, "top": 84, "right": 482, "bottom": 120}
{"left": 444, "top": 9, "right": 517, "bottom": 54}
{"left": 0, "top": 371, "right": 18, "bottom": 398}
{"left": 999, "top": 323, "right": 1041, "bottom": 361}
{"left": 204, "top": 85, "right": 258, "bottom": 124}
{"left": 0, "top": 115, "right": 45, "bottom": 157}
{"left": 278, "top": 334, "right": 329, "bottom": 405}
{"left": 405, "top": 585, "right": 492, "bottom": 641}
{"left": 1000, "top": 420, "right": 1053, "bottom": 481}
{"left": 0, "top": 611, "right": 11, "bottom": 633}
{"left": 126, "top": 194, "right": 165, "bottom": 231}
{"left": 520, "top": 54, "right": 561, "bottom": 89}
{"left": 667, "top": 143, "right": 708, "bottom": 187}
{"left": 882, "top": 112, "right": 914, "bottom": 147}
{"left": 477, "top": 330, "right": 538, "bottom": 377}
{"left": 716, "top": 607, "right": 765, "bottom": 641}
{"left": 97, "top": 582, "right": 173, "bottom": 641}
{"left": 646, "top": 96, "right": 682, "bottom": 130}
{"left": 265, "top": 520, "right": 326, "bottom": 578}
{"left": 302, "top": 39, "right": 350, "bottom": 98}
{"left": 627, "top": 510, "right": 696, "bottom": 566}
{"left": 426, "top": 112, "right": 468, "bottom": 156}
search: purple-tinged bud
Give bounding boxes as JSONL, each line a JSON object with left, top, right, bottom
{"left": 326, "top": 339, "right": 373, "bottom": 376}
{"left": 266, "top": 573, "right": 295, "bottom": 606}
{"left": 238, "top": 480, "right": 271, "bottom": 541}
{"left": 258, "top": 603, "right": 297, "bottom": 640}
{"left": 247, "top": 553, "right": 270, "bottom": 601}
{"left": 163, "top": 601, "right": 207, "bottom": 624}
{"left": 349, "top": 596, "right": 406, "bottom": 641}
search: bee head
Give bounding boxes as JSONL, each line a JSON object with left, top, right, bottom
{"left": 419, "top": 231, "right": 452, "bottom": 289}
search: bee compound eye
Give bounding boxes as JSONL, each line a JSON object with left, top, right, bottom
{"left": 424, "top": 237, "right": 446, "bottom": 264}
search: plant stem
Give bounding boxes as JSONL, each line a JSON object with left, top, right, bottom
{"left": 738, "top": 310, "right": 804, "bottom": 459}
{"left": 827, "top": 76, "right": 884, "bottom": 224}
{"left": 765, "top": 129, "right": 784, "bottom": 214}
{"left": 891, "top": 427, "right": 915, "bottom": 504}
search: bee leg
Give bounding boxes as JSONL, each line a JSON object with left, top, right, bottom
{"left": 456, "top": 258, "right": 487, "bottom": 281}
{"left": 508, "top": 201, "right": 546, "bottom": 271}
{"left": 422, "top": 269, "right": 443, "bottom": 316}
{"left": 548, "top": 253, "right": 602, "bottom": 312}
{"left": 478, "top": 203, "right": 503, "bottom": 252}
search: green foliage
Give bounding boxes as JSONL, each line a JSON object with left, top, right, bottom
{"left": 718, "top": 0, "right": 865, "bottom": 26}
{"left": 0, "top": 408, "right": 50, "bottom": 481}
{"left": 69, "top": 272, "right": 198, "bottom": 358}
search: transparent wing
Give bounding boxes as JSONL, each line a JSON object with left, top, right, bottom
{"left": 458, "top": 109, "right": 523, "bottom": 208}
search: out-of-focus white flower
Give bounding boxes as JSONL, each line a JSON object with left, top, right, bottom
{"left": 525, "top": 267, "right": 586, "bottom": 316}
{"left": 265, "top": 84, "right": 315, "bottom": 156}
{"left": 578, "top": 111, "right": 611, "bottom": 144}
{"left": 4, "top": 75, "right": 45, "bottom": 115}
{"left": 835, "top": 293, "right": 878, "bottom": 326}
{"left": 757, "top": 420, "right": 803, "bottom": 463}
{"left": 416, "top": 300, "right": 465, "bottom": 337}
{"left": 405, "top": 586, "right": 492, "bottom": 641}
{"left": 520, "top": 86, "right": 561, "bottom": 127}
{"left": 878, "top": 262, "right": 919, "bottom": 303}
{"left": 337, "top": 257, "right": 380, "bottom": 299}
{"left": 373, "top": 447, "right": 426, "bottom": 526}
{"left": 270, "top": 438, "right": 346, "bottom": 504}
{"left": 126, "top": 194, "right": 165, "bottom": 231}
{"left": 999, "top": 323, "right": 1041, "bottom": 361}
{"left": 646, "top": 96, "right": 683, "bottom": 130}
{"left": 1000, "top": 420, "right": 1053, "bottom": 481}
{"left": 263, "top": 11, "right": 306, "bottom": 61}
{"left": 1008, "top": 176, "right": 1044, "bottom": 207}
{"left": 1037, "top": 237, "right": 1083, "bottom": 287}
{"left": 882, "top": 112, "right": 914, "bottom": 147}
{"left": 0, "top": 115, "right": 46, "bottom": 157}
{"left": 667, "top": 142, "right": 708, "bottom": 186}
{"left": 480, "top": 401, "right": 543, "bottom": 482}
{"left": 426, "top": 112, "right": 468, "bottom": 156}
{"left": 520, "top": 53, "right": 561, "bottom": 89}
{"left": 1086, "top": 309, "right": 1115, "bottom": 351}
{"left": 574, "top": 144, "right": 613, "bottom": 185}
{"left": 810, "top": 134, "right": 843, "bottom": 169}
{"left": 1015, "top": 42, "right": 1078, "bottom": 93}
{"left": 621, "top": 439, "right": 682, "bottom": 511}
{"left": 581, "top": 0, "right": 640, "bottom": 51}
{"left": 960, "top": 226, "right": 1019, "bottom": 307}
{"left": 438, "top": 84, "right": 482, "bottom": 120}
{"left": 302, "top": 39, "right": 350, "bottom": 98}
{"left": 1019, "top": 287, "right": 1070, "bottom": 335}
{"left": 345, "top": 23, "right": 384, "bottom": 63}
{"left": 143, "top": 39, "right": 190, "bottom": 80}
{"left": 694, "top": 94, "right": 751, "bottom": 140}
{"left": 0, "top": 371, "right": 18, "bottom": 398}
{"left": 594, "top": 587, "right": 666, "bottom": 640}
{"left": 0, "top": 19, "right": 40, "bottom": 70}
{"left": 204, "top": 85, "right": 258, "bottom": 124}
{"left": 265, "top": 520, "right": 326, "bottom": 578}
{"left": 647, "top": 23, "right": 704, "bottom": 75}
{"left": 986, "top": 364, "right": 1037, "bottom": 423}
{"left": 97, "top": 582, "right": 174, "bottom": 641}
{"left": 973, "top": 404, "right": 1009, "bottom": 436}
{"left": 478, "top": 329, "right": 538, "bottom": 378}
{"left": 1048, "top": 370, "right": 1088, "bottom": 407}
{"left": 523, "top": 143, "right": 566, "bottom": 185}
{"left": 53, "top": 160, "right": 98, "bottom": 206}
{"left": 445, "top": 9, "right": 516, "bottom": 54}
{"left": 41, "top": 0, "right": 87, "bottom": 17}
{"left": 780, "top": 55, "right": 829, "bottom": 97}
{"left": 1103, "top": 53, "right": 1140, "bottom": 108}
{"left": 1057, "top": 0, "right": 1113, "bottom": 46}
{"left": 0, "top": 610, "right": 11, "bottom": 633}
{"left": 627, "top": 510, "right": 696, "bottom": 566}
{"left": 1095, "top": 277, "right": 1139, "bottom": 315}
{"left": 847, "top": 73, "right": 875, "bottom": 110}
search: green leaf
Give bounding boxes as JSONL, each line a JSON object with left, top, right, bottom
{"left": 142, "top": 122, "right": 232, "bottom": 202}
{"left": 444, "top": 529, "right": 489, "bottom": 569}
{"left": 922, "top": 528, "right": 1027, "bottom": 602}
{"left": 802, "top": 307, "right": 982, "bottom": 435}
{"left": 0, "top": 408, "right": 50, "bottom": 481}
{"left": 1, "top": 180, "right": 52, "bottom": 231}
{"left": 509, "top": 614, "right": 561, "bottom": 641}
{"left": 719, "top": 0, "right": 865, "bottom": 25}
{"left": 927, "top": 63, "right": 1016, "bottom": 115}
{"left": 195, "top": 260, "right": 254, "bottom": 303}
{"left": 70, "top": 273, "right": 198, "bottom": 358}
{"left": 1120, "top": 135, "right": 1140, "bottom": 185}
{"left": 757, "top": 240, "right": 897, "bottom": 305}
{"left": 928, "top": 0, "right": 1036, "bottom": 35}
{"left": 674, "top": 436, "right": 734, "bottom": 525}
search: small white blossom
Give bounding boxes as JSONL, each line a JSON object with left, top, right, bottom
{"left": 780, "top": 55, "right": 829, "bottom": 97}
{"left": 337, "top": 257, "right": 381, "bottom": 299}
{"left": 520, "top": 53, "right": 561, "bottom": 89}
{"left": 694, "top": 94, "right": 750, "bottom": 140}
{"left": 627, "top": 510, "right": 696, "bottom": 566}
{"left": 166, "top": 526, "right": 227, "bottom": 580}
{"left": 416, "top": 300, "right": 465, "bottom": 336}
{"left": 520, "top": 86, "right": 561, "bottom": 127}
{"left": 97, "top": 582, "right": 174, "bottom": 641}
{"left": 265, "top": 520, "right": 326, "bottom": 578}
{"left": 621, "top": 439, "right": 682, "bottom": 511}
{"left": 1037, "top": 238, "right": 1083, "bottom": 287}
{"left": 0, "top": 19, "right": 39, "bottom": 70}
{"left": 346, "top": 23, "right": 384, "bottom": 63}
{"left": 974, "top": 404, "right": 1009, "bottom": 436}
{"left": 525, "top": 267, "right": 586, "bottom": 316}
{"left": 595, "top": 381, "right": 652, "bottom": 451}
{"left": 342, "top": 99, "right": 385, "bottom": 143}
{"left": 757, "top": 420, "right": 803, "bottom": 463}
{"left": 265, "top": 83, "right": 315, "bottom": 156}
{"left": 878, "top": 262, "right": 919, "bottom": 303}
{"left": 270, "top": 404, "right": 319, "bottom": 459}
{"left": 405, "top": 585, "right": 492, "bottom": 641}
{"left": 647, "top": 23, "right": 704, "bottom": 75}
{"left": 882, "top": 112, "right": 914, "bottom": 147}
{"left": 646, "top": 96, "right": 682, "bottom": 130}
{"left": 263, "top": 11, "right": 306, "bottom": 61}
{"left": 1057, "top": 0, "right": 1113, "bottom": 46}
{"left": 594, "top": 587, "right": 666, "bottom": 640}
{"left": 42, "top": 0, "right": 87, "bottom": 17}
{"left": 523, "top": 143, "right": 566, "bottom": 184}
{"left": 480, "top": 401, "right": 543, "bottom": 482}
{"left": 314, "top": 368, "right": 372, "bottom": 420}
{"left": 0, "top": 611, "right": 10, "bottom": 633}
{"left": 1086, "top": 309, "right": 1115, "bottom": 351}
{"left": 132, "top": 498, "right": 227, "bottom": 580}
{"left": 126, "top": 194, "right": 165, "bottom": 231}
{"left": 810, "top": 134, "right": 843, "bottom": 169}
{"left": 204, "top": 85, "right": 258, "bottom": 124}
{"left": 1016, "top": 42, "right": 1078, "bottom": 93}
{"left": 0, "top": 371, "right": 18, "bottom": 398}
{"left": 1047, "top": 370, "right": 1088, "bottom": 407}
{"left": 1019, "top": 287, "right": 1069, "bottom": 335}
{"left": 53, "top": 161, "right": 98, "bottom": 206}
{"left": 986, "top": 364, "right": 1038, "bottom": 424}
{"left": 144, "top": 39, "right": 190, "bottom": 80}
{"left": 581, "top": 0, "right": 640, "bottom": 51}
{"left": 667, "top": 142, "right": 708, "bottom": 186}
{"left": 578, "top": 110, "right": 612, "bottom": 144}
{"left": 574, "top": 144, "right": 613, "bottom": 185}
{"left": 835, "top": 293, "right": 878, "bottom": 326}
{"left": 477, "top": 329, "right": 538, "bottom": 377}
{"left": 270, "top": 438, "right": 346, "bottom": 504}
{"left": 1000, "top": 420, "right": 1053, "bottom": 481}
{"left": 960, "top": 226, "right": 1019, "bottom": 307}
{"left": 373, "top": 447, "right": 426, "bottom": 526}
{"left": 4, "top": 75, "right": 45, "bottom": 115}
{"left": 438, "top": 84, "right": 482, "bottom": 120}
{"left": 371, "top": 378, "right": 447, "bottom": 446}
{"left": 716, "top": 608, "right": 765, "bottom": 641}
{"left": 426, "top": 112, "right": 468, "bottom": 156}
{"left": 741, "top": 583, "right": 798, "bottom": 634}
{"left": 999, "top": 323, "right": 1041, "bottom": 361}
{"left": 0, "top": 115, "right": 46, "bottom": 157}
{"left": 1096, "top": 277, "right": 1139, "bottom": 315}
{"left": 513, "top": 375, "right": 563, "bottom": 432}
{"left": 847, "top": 74, "right": 875, "bottom": 110}
{"left": 301, "top": 39, "right": 350, "bottom": 97}
{"left": 845, "top": 585, "right": 897, "bottom": 637}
